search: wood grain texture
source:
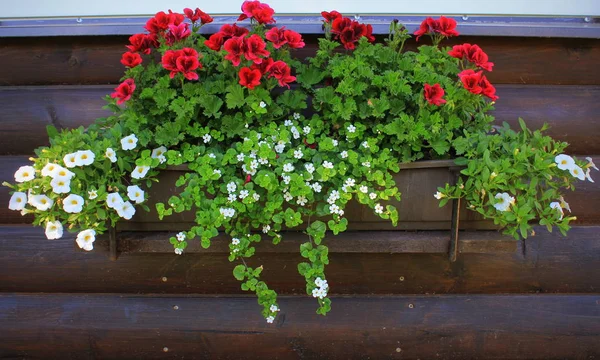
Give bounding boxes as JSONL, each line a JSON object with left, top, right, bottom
{"left": 1, "top": 225, "right": 599, "bottom": 294}
{"left": 0, "top": 36, "right": 599, "bottom": 86}
{"left": 1, "top": 293, "right": 599, "bottom": 359}
{"left": 0, "top": 85, "right": 599, "bottom": 155}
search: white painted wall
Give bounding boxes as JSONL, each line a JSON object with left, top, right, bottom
{"left": 1, "top": 0, "right": 599, "bottom": 18}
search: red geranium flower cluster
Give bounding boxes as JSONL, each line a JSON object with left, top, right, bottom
{"left": 265, "top": 27, "right": 305, "bottom": 49}
{"left": 183, "top": 7, "right": 214, "bottom": 25}
{"left": 414, "top": 16, "right": 459, "bottom": 41}
{"left": 458, "top": 70, "right": 498, "bottom": 101}
{"left": 324, "top": 13, "right": 375, "bottom": 50}
{"left": 448, "top": 43, "right": 494, "bottom": 71}
{"left": 239, "top": 60, "right": 295, "bottom": 89}
{"left": 237, "top": 0, "right": 275, "bottom": 24}
{"left": 121, "top": 52, "right": 142, "bottom": 68}
{"left": 204, "top": 24, "right": 250, "bottom": 51}
{"left": 111, "top": 79, "right": 136, "bottom": 105}
{"left": 223, "top": 34, "right": 270, "bottom": 66}
{"left": 423, "top": 84, "right": 446, "bottom": 106}
{"left": 126, "top": 33, "right": 159, "bottom": 54}
{"left": 162, "top": 48, "right": 202, "bottom": 80}
{"left": 145, "top": 10, "right": 184, "bottom": 34}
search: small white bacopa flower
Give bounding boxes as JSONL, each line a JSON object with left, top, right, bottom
{"left": 50, "top": 177, "right": 71, "bottom": 194}
{"left": 63, "top": 152, "right": 79, "bottom": 168}
{"left": 105, "top": 148, "right": 117, "bottom": 163}
{"left": 283, "top": 163, "right": 294, "bottom": 172}
{"left": 569, "top": 165, "right": 586, "bottom": 181}
{"left": 266, "top": 316, "right": 275, "bottom": 324}
{"left": 203, "top": 134, "right": 212, "bottom": 143}
{"left": 116, "top": 201, "right": 136, "bottom": 220}
{"left": 106, "top": 192, "right": 124, "bottom": 209}
{"left": 176, "top": 232, "right": 186, "bottom": 242}
{"left": 75, "top": 150, "right": 95, "bottom": 166}
{"left": 127, "top": 185, "right": 145, "bottom": 204}
{"left": 270, "top": 304, "right": 280, "bottom": 312}
{"left": 434, "top": 191, "right": 445, "bottom": 200}
{"left": 322, "top": 161, "right": 334, "bottom": 169}
{"left": 374, "top": 203, "right": 384, "bottom": 214}
{"left": 8, "top": 192, "right": 27, "bottom": 211}
{"left": 293, "top": 112, "right": 301, "bottom": 120}
{"left": 45, "top": 220, "right": 63, "bottom": 240}
{"left": 14, "top": 165, "right": 35, "bottom": 183}
{"left": 493, "top": 192, "right": 515, "bottom": 212}
{"left": 263, "top": 225, "right": 271, "bottom": 233}
{"left": 554, "top": 154, "right": 575, "bottom": 171}
{"left": 347, "top": 124, "right": 356, "bottom": 133}
{"left": 359, "top": 185, "right": 368, "bottom": 194}
{"left": 63, "top": 194, "right": 84, "bottom": 213}
{"left": 121, "top": 134, "right": 138, "bottom": 150}
{"left": 131, "top": 165, "right": 150, "bottom": 179}
{"left": 369, "top": 192, "right": 377, "bottom": 200}
{"left": 76, "top": 229, "right": 96, "bottom": 251}
{"left": 28, "top": 194, "right": 53, "bottom": 211}
{"left": 549, "top": 202, "right": 564, "bottom": 220}
{"left": 41, "top": 163, "right": 60, "bottom": 177}
{"left": 174, "top": 248, "right": 183, "bottom": 255}
{"left": 231, "top": 238, "right": 240, "bottom": 245}
{"left": 340, "top": 151, "right": 348, "bottom": 159}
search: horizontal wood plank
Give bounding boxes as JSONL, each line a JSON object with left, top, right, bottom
{"left": 1, "top": 293, "right": 599, "bottom": 359}
{"left": 1, "top": 225, "right": 599, "bottom": 294}
{"left": 0, "top": 36, "right": 599, "bottom": 86}
{"left": 0, "top": 84, "right": 599, "bottom": 155}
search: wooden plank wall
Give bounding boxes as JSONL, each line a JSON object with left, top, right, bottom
{"left": 0, "top": 34, "right": 600, "bottom": 359}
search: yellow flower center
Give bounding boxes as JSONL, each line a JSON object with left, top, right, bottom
{"left": 138, "top": 168, "right": 143, "bottom": 173}
{"left": 81, "top": 154, "right": 87, "bottom": 160}
{"left": 135, "top": 192, "right": 140, "bottom": 197}
{"left": 85, "top": 235, "right": 91, "bottom": 241}
{"left": 71, "top": 200, "right": 78, "bottom": 205}
{"left": 23, "top": 172, "right": 29, "bottom": 177}
{"left": 574, "top": 169, "right": 579, "bottom": 175}
{"left": 561, "top": 160, "right": 567, "bottom": 165}
{"left": 16, "top": 198, "right": 22, "bottom": 203}
{"left": 41, "top": 199, "right": 47, "bottom": 204}
{"left": 128, "top": 139, "right": 134, "bottom": 143}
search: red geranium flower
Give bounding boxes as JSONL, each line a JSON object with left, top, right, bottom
{"left": 458, "top": 69, "right": 484, "bottom": 94}
{"left": 480, "top": 76, "right": 499, "bottom": 101}
{"left": 238, "top": 0, "right": 275, "bottom": 24}
{"left": 239, "top": 67, "right": 262, "bottom": 89}
{"left": 364, "top": 24, "right": 376, "bottom": 42}
{"left": 448, "top": 43, "right": 468, "bottom": 59}
{"left": 165, "top": 23, "right": 191, "bottom": 46}
{"left": 244, "top": 34, "right": 270, "bottom": 64}
{"left": 265, "top": 27, "right": 287, "bottom": 48}
{"left": 145, "top": 10, "right": 184, "bottom": 33}
{"left": 283, "top": 30, "right": 305, "bottom": 48}
{"left": 120, "top": 52, "right": 142, "bottom": 68}
{"left": 423, "top": 83, "right": 446, "bottom": 106}
{"left": 267, "top": 60, "right": 296, "bottom": 88}
{"left": 331, "top": 17, "right": 352, "bottom": 34}
{"left": 126, "top": 33, "right": 156, "bottom": 54}
{"left": 339, "top": 21, "right": 368, "bottom": 50}
{"left": 414, "top": 16, "right": 459, "bottom": 41}
{"left": 321, "top": 10, "right": 342, "bottom": 23}
{"left": 251, "top": 57, "right": 274, "bottom": 75}
{"left": 204, "top": 33, "right": 226, "bottom": 51}
{"left": 176, "top": 50, "right": 201, "bottom": 81}
{"left": 414, "top": 17, "right": 437, "bottom": 41}
{"left": 449, "top": 44, "right": 494, "bottom": 71}
{"left": 224, "top": 36, "right": 246, "bottom": 66}
{"left": 111, "top": 78, "right": 136, "bottom": 105}
{"left": 220, "top": 24, "right": 250, "bottom": 38}
{"left": 183, "top": 8, "right": 213, "bottom": 24}
{"left": 239, "top": 0, "right": 261, "bottom": 21}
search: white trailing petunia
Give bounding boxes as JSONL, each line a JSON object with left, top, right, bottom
{"left": 63, "top": 194, "right": 84, "bottom": 213}
{"left": 555, "top": 154, "right": 575, "bottom": 171}
{"left": 585, "top": 168, "right": 595, "bottom": 183}
{"left": 76, "top": 229, "right": 96, "bottom": 251}
{"left": 88, "top": 189, "right": 98, "bottom": 200}
{"left": 493, "top": 192, "right": 515, "bottom": 212}
{"left": 151, "top": 146, "right": 167, "bottom": 164}
{"left": 28, "top": 194, "right": 53, "bottom": 211}
{"left": 50, "top": 177, "right": 71, "bottom": 194}
{"left": 549, "top": 202, "right": 564, "bottom": 220}
{"left": 106, "top": 192, "right": 124, "bottom": 209}
{"left": 45, "top": 220, "right": 63, "bottom": 240}
{"left": 8, "top": 192, "right": 27, "bottom": 211}
{"left": 569, "top": 165, "right": 586, "bottom": 181}
{"left": 586, "top": 157, "right": 598, "bottom": 171}
{"left": 121, "top": 134, "right": 138, "bottom": 150}
{"left": 75, "top": 150, "right": 95, "bottom": 166}
{"left": 105, "top": 148, "right": 117, "bottom": 163}
{"left": 14, "top": 166, "right": 35, "bottom": 183}
{"left": 127, "top": 185, "right": 145, "bottom": 204}
{"left": 131, "top": 165, "right": 150, "bottom": 179}
{"left": 41, "top": 163, "right": 60, "bottom": 177}
{"left": 116, "top": 201, "right": 136, "bottom": 220}
{"left": 63, "top": 152, "right": 79, "bottom": 168}
{"left": 53, "top": 167, "right": 75, "bottom": 180}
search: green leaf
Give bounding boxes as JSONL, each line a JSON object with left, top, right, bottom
{"left": 233, "top": 265, "right": 246, "bottom": 281}
{"left": 225, "top": 85, "right": 246, "bottom": 109}
{"left": 46, "top": 125, "right": 59, "bottom": 140}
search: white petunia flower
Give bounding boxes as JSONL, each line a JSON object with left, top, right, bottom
{"left": 105, "top": 148, "right": 117, "bottom": 163}
{"left": 127, "top": 185, "right": 145, "bottom": 204}
{"left": 53, "top": 167, "right": 75, "bottom": 180}
{"left": 8, "top": 192, "right": 27, "bottom": 211}
{"left": 227, "top": 182, "right": 237, "bottom": 193}
{"left": 550, "top": 201, "right": 564, "bottom": 220}
{"left": 266, "top": 316, "right": 275, "bottom": 324}
{"left": 375, "top": 203, "right": 384, "bottom": 214}
{"left": 293, "top": 112, "right": 301, "bottom": 120}
{"left": 106, "top": 192, "right": 124, "bottom": 209}
{"left": 585, "top": 168, "right": 595, "bottom": 183}
{"left": 270, "top": 304, "right": 280, "bottom": 312}
{"left": 294, "top": 149, "right": 303, "bottom": 159}
{"left": 323, "top": 161, "right": 334, "bottom": 169}
{"left": 493, "top": 192, "right": 515, "bottom": 212}
{"left": 174, "top": 248, "right": 183, "bottom": 255}
{"left": 586, "top": 157, "right": 598, "bottom": 171}
{"left": 131, "top": 165, "right": 150, "bottom": 179}
{"left": 121, "top": 134, "right": 138, "bottom": 150}
{"left": 76, "top": 150, "right": 95, "bottom": 166}
{"left": 283, "top": 163, "right": 294, "bottom": 172}
{"left": 176, "top": 232, "right": 186, "bottom": 242}
{"left": 41, "top": 163, "right": 60, "bottom": 177}
{"left": 569, "top": 165, "right": 585, "bottom": 181}
{"left": 359, "top": 185, "right": 368, "bottom": 193}
{"left": 434, "top": 191, "right": 445, "bottom": 200}
{"left": 88, "top": 189, "right": 98, "bottom": 200}
{"left": 151, "top": 146, "right": 167, "bottom": 164}
{"left": 340, "top": 151, "right": 348, "bottom": 159}
{"left": 203, "top": 134, "right": 212, "bottom": 143}
{"left": 297, "top": 196, "right": 307, "bottom": 206}
{"left": 76, "top": 229, "right": 96, "bottom": 251}
{"left": 239, "top": 190, "right": 249, "bottom": 199}
{"left": 555, "top": 154, "right": 575, "bottom": 170}
{"left": 45, "top": 220, "right": 63, "bottom": 240}
{"left": 63, "top": 152, "right": 79, "bottom": 168}
{"left": 369, "top": 192, "right": 377, "bottom": 200}
{"left": 347, "top": 125, "right": 356, "bottom": 133}
{"left": 14, "top": 166, "right": 35, "bottom": 183}
{"left": 50, "top": 177, "right": 71, "bottom": 194}
{"left": 259, "top": 101, "right": 266, "bottom": 108}
{"left": 63, "top": 194, "right": 84, "bottom": 213}
{"left": 28, "top": 194, "right": 53, "bottom": 211}
{"left": 312, "top": 182, "right": 322, "bottom": 193}
{"left": 116, "top": 201, "right": 136, "bottom": 220}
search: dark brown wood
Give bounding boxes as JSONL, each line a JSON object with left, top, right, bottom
{"left": 1, "top": 293, "right": 599, "bottom": 359}
{"left": 449, "top": 197, "right": 460, "bottom": 262}
{"left": 1, "top": 84, "right": 598, "bottom": 155}
{"left": 1, "top": 36, "right": 599, "bottom": 86}
{"left": 1, "top": 225, "right": 599, "bottom": 295}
